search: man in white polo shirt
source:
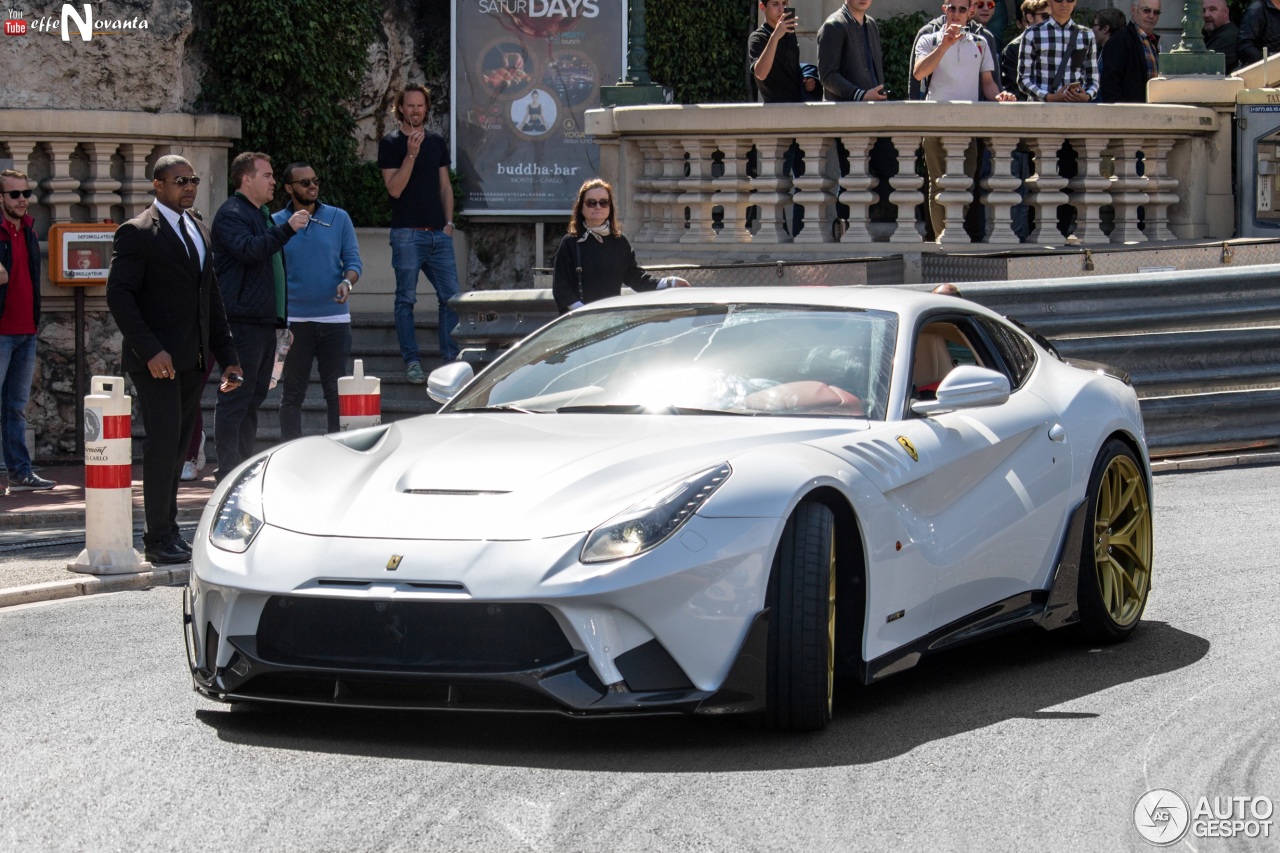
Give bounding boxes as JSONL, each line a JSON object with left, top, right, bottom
{"left": 914, "top": 0, "right": 1015, "bottom": 242}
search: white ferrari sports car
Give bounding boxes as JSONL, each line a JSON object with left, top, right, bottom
{"left": 185, "top": 287, "right": 1154, "bottom": 730}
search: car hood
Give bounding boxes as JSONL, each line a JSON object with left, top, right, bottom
{"left": 260, "top": 413, "right": 865, "bottom": 540}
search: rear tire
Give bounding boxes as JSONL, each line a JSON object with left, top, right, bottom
{"left": 1076, "top": 439, "right": 1153, "bottom": 642}
{"left": 762, "top": 501, "right": 836, "bottom": 731}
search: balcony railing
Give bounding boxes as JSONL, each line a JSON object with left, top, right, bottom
{"left": 0, "top": 109, "right": 241, "bottom": 236}
{"left": 586, "top": 100, "right": 1232, "bottom": 255}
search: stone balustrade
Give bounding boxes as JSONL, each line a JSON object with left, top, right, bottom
{"left": 0, "top": 109, "right": 242, "bottom": 235}
{"left": 587, "top": 97, "right": 1235, "bottom": 258}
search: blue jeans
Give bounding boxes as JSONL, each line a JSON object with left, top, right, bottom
{"left": 0, "top": 334, "right": 36, "bottom": 478}
{"left": 390, "top": 228, "right": 461, "bottom": 363}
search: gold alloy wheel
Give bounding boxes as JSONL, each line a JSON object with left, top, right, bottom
{"left": 1092, "top": 453, "right": 1153, "bottom": 627}
{"left": 826, "top": 527, "right": 836, "bottom": 715}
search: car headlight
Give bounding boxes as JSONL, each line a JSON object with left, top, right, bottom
{"left": 209, "top": 457, "right": 269, "bottom": 553}
{"left": 580, "top": 463, "right": 731, "bottom": 564}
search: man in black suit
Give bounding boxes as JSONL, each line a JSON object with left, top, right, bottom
{"left": 107, "top": 155, "right": 242, "bottom": 565}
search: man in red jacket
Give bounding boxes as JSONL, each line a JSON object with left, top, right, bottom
{"left": 0, "top": 169, "right": 56, "bottom": 494}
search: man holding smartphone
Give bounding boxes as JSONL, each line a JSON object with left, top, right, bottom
{"left": 1017, "top": 0, "right": 1098, "bottom": 102}
{"left": 107, "top": 155, "right": 242, "bottom": 564}
{"left": 749, "top": 1, "right": 818, "bottom": 103}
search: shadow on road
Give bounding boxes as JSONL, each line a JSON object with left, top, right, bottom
{"left": 194, "top": 620, "right": 1208, "bottom": 772}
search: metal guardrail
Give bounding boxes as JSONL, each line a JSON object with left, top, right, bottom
{"left": 451, "top": 264, "right": 1280, "bottom": 456}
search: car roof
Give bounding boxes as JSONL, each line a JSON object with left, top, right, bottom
{"left": 583, "top": 285, "right": 1005, "bottom": 326}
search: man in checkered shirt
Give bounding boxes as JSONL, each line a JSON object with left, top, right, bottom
{"left": 1017, "top": 0, "right": 1098, "bottom": 102}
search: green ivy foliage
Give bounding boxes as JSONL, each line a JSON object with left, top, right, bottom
{"left": 877, "top": 11, "right": 933, "bottom": 102}
{"left": 198, "top": 0, "right": 383, "bottom": 223}
{"left": 646, "top": 0, "right": 758, "bottom": 103}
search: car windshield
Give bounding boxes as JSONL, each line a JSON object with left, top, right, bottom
{"left": 446, "top": 303, "right": 898, "bottom": 419}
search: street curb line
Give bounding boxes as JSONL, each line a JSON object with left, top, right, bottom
{"left": 1150, "top": 450, "right": 1280, "bottom": 473}
{"left": 0, "top": 566, "right": 190, "bottom": 609}
{"left": 0, "top": 508, "right": 205, "bottom": 531}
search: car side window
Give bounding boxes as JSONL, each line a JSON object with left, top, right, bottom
{"left": 911, "top": 320, "right": 984, "bottom": 399}
{"left": 975, "top": 316, "right": 1038, "bottom": 390}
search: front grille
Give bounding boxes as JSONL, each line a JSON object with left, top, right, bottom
{"left": 255, "top": 597, "right": 573, "bottom": 673}
{"left": 232, "top": 673, "right": 565, "bottom": 711}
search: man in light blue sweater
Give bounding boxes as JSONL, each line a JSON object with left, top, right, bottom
{"left": 271, "top": 162, "right": 362, "bottom": 440}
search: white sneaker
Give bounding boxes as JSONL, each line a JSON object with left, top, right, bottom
{"left": 195, "top": 432, "right": 207, "bottom": 471}
{"left": 180, "top": 461, "right": 198, "bottom": 481}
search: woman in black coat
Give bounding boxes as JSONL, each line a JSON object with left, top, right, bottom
{"left": 551, "top": 178, "right": 689, "bottom": 314}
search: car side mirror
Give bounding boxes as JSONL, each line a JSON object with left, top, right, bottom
{"left": 910, "top": 365, "right": 1011, "bottom": 416}
{"left": 427, "top": 361, "right": 474, "bottom": 404}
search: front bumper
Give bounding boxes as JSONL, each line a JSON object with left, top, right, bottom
{"left": 185, "top": 515, "right": 779, "bottom": 716}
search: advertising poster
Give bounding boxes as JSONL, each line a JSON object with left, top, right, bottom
{"left": 452, "top": 0, "right": 625, "bottom": 216}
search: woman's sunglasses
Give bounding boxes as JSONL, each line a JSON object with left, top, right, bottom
{"left": 583, "top": 198, "right": 610, "bottom": 209}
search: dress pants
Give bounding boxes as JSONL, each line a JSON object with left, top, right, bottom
{"left": 130, "top": 366, "right": 203, "bottom": 548}
{"left": 279, "top": 321, "right": 351, "bottom": 440}
{"left": 214, "top": 322, "right": 275, "bottom": 481}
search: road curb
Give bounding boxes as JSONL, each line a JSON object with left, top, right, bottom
{"left": 1150, "top": 449, "right": 1280, "bottom": 474}
{"left": 0, "top": 508, "right": 205, "bottom": 531}
{"left": 0, "top": 566, "right": 190, "bottom": 609}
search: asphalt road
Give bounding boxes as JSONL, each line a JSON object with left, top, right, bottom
{"left": 1, "top": 465, "right": 1276, "bottom": 852}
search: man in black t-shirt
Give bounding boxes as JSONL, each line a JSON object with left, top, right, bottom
{"left": 377, "top": 84, "right": 461, "bottom": 381}
{"left": 748, "top": 0, "right": 818, "bottom": 103}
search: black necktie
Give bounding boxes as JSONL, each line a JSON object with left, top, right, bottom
{"left": 178, "top": 215, "right": 201, "bottom": 274}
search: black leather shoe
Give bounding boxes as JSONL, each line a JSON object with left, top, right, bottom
{"left": 144, "top": 540, "right": 191, "bottom": 565}
{"left": 170, "top": 534, "right": 193, "bottom": 555}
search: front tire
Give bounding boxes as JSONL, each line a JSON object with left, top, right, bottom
{"left": 1077, "top": 439, "right": 1153, "bottom": 641}
{"left": 762, "top": 501, "right": 836, "bottom": 731}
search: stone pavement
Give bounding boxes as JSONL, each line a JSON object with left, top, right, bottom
{"left": 1, "top": 449, "right": 1277, "bottom": 610}
{"left": 0, "top": 463, "right": 214, "bottom": 608}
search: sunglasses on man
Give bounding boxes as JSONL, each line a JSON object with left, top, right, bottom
{"left": 4, "top": 189, "right": 33, "bottom": 200}
{"left": 158, "top": 176, "right": 202, "bottom": 187}
{"left": 288, "top": 178, "right": 321, "bottom": 188}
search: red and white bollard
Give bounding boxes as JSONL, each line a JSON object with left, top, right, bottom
{"left": 69, "top": 375, "right": 151, "bottom": 573}
{"left": 338, "top": 359, "right": 381, "bottom": 431}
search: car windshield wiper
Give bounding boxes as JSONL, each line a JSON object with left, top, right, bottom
{"left": 452, "top": 404, "right": 540, "bottom": 414}
{"left": 555, "top": 404, "right": 750, "bottom": 416}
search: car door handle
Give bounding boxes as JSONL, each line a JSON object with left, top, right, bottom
{"left": 1048, "top": 423, "right": 1066, "bottom": 442}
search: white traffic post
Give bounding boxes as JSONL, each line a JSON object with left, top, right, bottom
{"left": 337, "top": 359, "right": 381, "bottom": 431}
{"left": 68, "top": 376, "right": 151, "bottom": 573}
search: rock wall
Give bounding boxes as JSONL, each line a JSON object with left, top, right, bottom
{"left": 31, "top": 307, "right": 124, "bottom": 461}
{"left": 0, "top": 1, "right": 205, "bottom": 112}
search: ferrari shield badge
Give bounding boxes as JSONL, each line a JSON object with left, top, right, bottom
{"left": 386, "top": 555, "right": 403, "bottom": 571}
{"left": 896, "top": 436, "right": 918, "bottom": 462}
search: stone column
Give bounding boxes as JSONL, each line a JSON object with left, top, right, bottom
{"left": 887, "top": 136, "right": 924, "bottom": 244}
{"left": 678, "top": 139, "right": 716, "bottom": 244}
{"left": 631, "top": 138, "right": 661, "bottom": 243}
{"left": 713, "top": 139, "right": 754, "bottom": 243}
{"left": 983, "top": 136, "right": 1023, "bottom": 245}
{"left": 837, "top": 136, "right": 876, "bottom": 244}
{"left": 1141, "top": 137, "right": 1179, "bottom": 242}
{"left": 935, "top": 135, "right": 974, "bottom": 246}
{"left": 750, "top": 138, "right": 793, "bottom": 243}
{"left": 792, "top": 135, "right": 837, "bottom": 243}
{"left": 653, "top": 139, "right": 684, "bottom": 244}
{"left": 1025, "top": 136, "right": 1068, "bottom": 244}
{"left": 40, "top": 141, "right": 81, "bottom": 224}
{"left": 79, "top": 142, "right": 123, "bottom": 223}
{"left": 1065, "top": 137, "right": 1112, "bottom": 244}
{"left": 1107, "top": 139, "right": 1148, "bottom": 243}
{"left": 116, "top": 142, "right": 155, "bottom": 220}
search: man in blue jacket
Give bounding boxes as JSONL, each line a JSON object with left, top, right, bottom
{"left": 272, "top": 162, "right": 362, "bottom": 440}
{"left": 212, "top": 152, "right": 308, "bottom": 480}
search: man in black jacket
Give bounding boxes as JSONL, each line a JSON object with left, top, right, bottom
{"left": 1099, "top": 0, "right": 1162, "bottom": 103}
{"left": 107, "top": 155, "right": 241, "bottom": 563}
{"left": 1202, "top": 0, "right": 1238, "bottom": 69}
{"left": 1238, "top": 0, "right": 1280, "bottom": 66}
{"left": 211, "top": 152, "right": 307, "bottom": 481}
{"left": 0, "top": 169, "right": 55, "bottom": 494}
